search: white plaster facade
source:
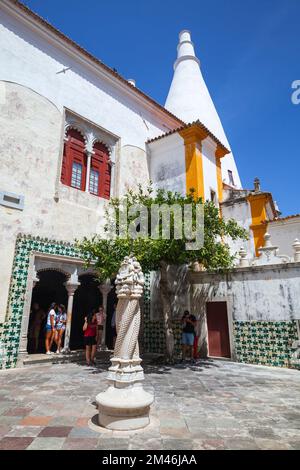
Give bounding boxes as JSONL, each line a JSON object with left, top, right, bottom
{"left": 0, "top": 4, "right": 178, "bottom": 147}
{"left": 190, "top": 259, "right": 300, "bottom": 362}
{"left": 149, "top": 132, "right": 226, "bottom": 203}
{"left": 0, "top": 1, "right": 180, "bottom": 324}
{"left": 268, "top": 217, "right": 300, "bottom": 257}
{"left": 191, "top": 263, "right": 300, "bottom": 323}
{"left": 221, "top": 192, "right": 256, "bottom": 258}
{"left": 148, "top": 133, "right": 186, "bottom": 194}
{"left": 0, "top": 0, "right": 298, "bottom": 355}
{"left": 201, "top": 138, "right": 219, "bottom": 202}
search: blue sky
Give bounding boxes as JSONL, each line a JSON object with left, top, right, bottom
{"left": 23, "top": 0, "right": 300, "bottom": 216}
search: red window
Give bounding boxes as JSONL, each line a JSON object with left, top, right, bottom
{"left": 61, "top": 129, "right": 87, "bottom": 191}
{"left": 91, "top": 141, "right": 111, "bottom": 199}
{"left": 61, "top": 130, "right": 111, "bottom": 199}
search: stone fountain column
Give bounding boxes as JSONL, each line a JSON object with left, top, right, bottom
{"left": 62, "top": 278, "right": 80, "bottom": 353}
{"left": 98, "top": 279, "right": 112, "bottom": 351}
{"left": 96, "top": 256, "right": 153, "bottom": 430}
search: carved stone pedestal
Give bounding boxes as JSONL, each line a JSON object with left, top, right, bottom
{"left": 96, "top": 256, "right": 153, "bottom": 430}
{"left": 96, "top": 382, "right": 153, "bottom": 430}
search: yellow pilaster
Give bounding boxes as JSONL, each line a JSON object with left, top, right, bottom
{"left": 215, "top": 147, "right": 227, "bottom": 204}
{"left": 179, "top": 126, "right": 208, "bottom": 200}
{"left": 247, "top": 193, "right": 269, "bottom": 256}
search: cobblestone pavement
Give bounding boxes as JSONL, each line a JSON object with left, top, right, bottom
{"left": 0, "top": 358, "right": 299, "bottom": 450}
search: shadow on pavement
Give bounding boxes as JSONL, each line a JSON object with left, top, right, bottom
{"left": 78, "top": 356, "right": 221, "bottom": 375}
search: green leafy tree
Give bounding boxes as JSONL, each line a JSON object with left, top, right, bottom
{"left": 77, "top": 184, "right": 247, "bottom": 361}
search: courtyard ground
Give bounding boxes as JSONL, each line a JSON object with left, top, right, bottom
{"left": 0, "top": 358, "right": 299, "bottom": 450}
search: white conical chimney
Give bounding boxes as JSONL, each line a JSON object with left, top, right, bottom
{"left": 165, "top": 30, "right": 242, "bottom": 188}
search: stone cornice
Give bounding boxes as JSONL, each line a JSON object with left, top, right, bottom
{"left": 189, "top": 261, "right": 300, "bottom": 283}
{"left": 179, "top": 125, "right": 209, "bottom": 144}
{"left": 148, "top": 120, "right": 230, "bottom": 155}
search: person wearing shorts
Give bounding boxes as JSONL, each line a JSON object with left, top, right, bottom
{"left": 83, "top": 311, "right": 98, "bottom": 366}
{"left": 181, "top": 310, "right": 197, "bottom": 362}
{"left": 45, "top": 303, "right": 57, "bottom": 355}
{"left": 55, "top": 304, "right": 67, "bottom": 354}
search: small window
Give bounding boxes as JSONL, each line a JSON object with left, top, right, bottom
{"left": 89, "top": 169, "right": 99, "bottom": 195}
{"left": 0, "top": 191, "right": 24, "bottom": 210}
{"left": 228, "top": 170, "right": 235, "bottom": 186}
{"left": 71, "top": 162, "right": 83, "bottom": 189}
{"left": 210, "top": 189, "right": 216, "bottom": 203}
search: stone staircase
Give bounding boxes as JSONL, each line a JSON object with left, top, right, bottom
{"left": 21, "top": 350, "right": 112, "bottom": 367}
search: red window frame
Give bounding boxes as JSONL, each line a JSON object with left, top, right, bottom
{"left": 91, "top": 141, "right": 111, "bottom": 199}
{"left": 61, "top": 129, "right": 87, "bottom": 191}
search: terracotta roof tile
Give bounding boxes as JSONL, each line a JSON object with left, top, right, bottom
{"left": 268, "top": 214, "right": 300, "bottom": 223}
{"left": 146, "top": 120, "right": 230, "bottom": 153}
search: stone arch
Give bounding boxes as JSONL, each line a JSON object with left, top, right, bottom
{"left": 64, "top": 123, "right": 87, "bottom": 145}
{"left": 0, "top": 80, "right": 61, "bottom": 114}
{"left": 28, "top": 269, "right": 69, "bottom": 353}
{"left": 70, "top": 273, "right": 102, "bottom": 349}
{"left": 37, "top": 267, "right": 71, "bottom": 280}
{"left": 92, "top": 137, "right": 112, "bottom": 156}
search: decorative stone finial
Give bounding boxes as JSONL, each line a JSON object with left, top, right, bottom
{"left": 263, "top": 232, "right": 272, "bottom": 247}
{"left": 253, "top": 232, "right": 290, "bottom": 265}
{"left": 292, "top": 238, "right": 300, "bottom": 262}
{"left": 238, "top": 247, "right": 249, "bottom": 267}
{"left": 254, "top": 177, "right": 261, "bottom": 193}
{"left": 115, "top": 255, "right": 144, "bottom": 299}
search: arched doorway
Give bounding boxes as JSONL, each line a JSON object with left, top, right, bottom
{"left": 28, "top": 270, "right": 68, "bottom": 353}
{"left": 70, "top": 274, "right": 102, "bottom": 350}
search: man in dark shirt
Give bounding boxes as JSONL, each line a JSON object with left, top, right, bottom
{"left": 181, "top": 310, "right": 197, "bottom": 362}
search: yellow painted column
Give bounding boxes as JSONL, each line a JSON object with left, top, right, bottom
{"left": 180, "top": 126, "right": 207, "bottom": 200}
{"left": 215, "top": 147, "right": 227, "bottom": 204}
{"left": 184, "top": 141, "right": 204, "bottom": 200}
{"left": 247, "top": 194, "right": 269, "bottom": 256}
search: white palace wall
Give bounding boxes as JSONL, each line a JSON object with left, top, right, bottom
{"left": 0, "top": 6, "right": 179, "bottom": 323}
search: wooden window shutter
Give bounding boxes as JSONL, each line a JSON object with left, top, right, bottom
{"left": 92, "top": 142, "right": 111, "bottom": 199}
{"left": 61, "top": 129, "right": 86, "bottom": 190}
{"left": 61, "top": 139, "right": 69, "bottom": 185}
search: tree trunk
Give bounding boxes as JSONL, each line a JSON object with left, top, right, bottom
{"left": 160, "top": 262, "right": 175, "bottom": 363}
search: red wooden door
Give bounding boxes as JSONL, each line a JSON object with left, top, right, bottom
{"left": 206, "top": 302, "right": 231, "bottom": 358}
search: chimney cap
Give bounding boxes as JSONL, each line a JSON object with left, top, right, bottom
{"left": 179, "top": 30, "right": 192, "bottom": 42}
{"left": 254, "top": 177, "right": 261, "bottom": 192}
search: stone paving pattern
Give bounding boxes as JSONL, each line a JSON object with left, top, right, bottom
{"left": 0, "top": 358, "right": 299, "bottom": 450}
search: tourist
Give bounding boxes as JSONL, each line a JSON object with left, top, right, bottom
{"left": 83, "top": 311, "right": 98, "bottom": 366}
{"left": 55, "top": 304, "right": 67, "bottom": 354}
{"left": 181, "top": 310, "right": 197, "bottom": 362}
{"left": 29, "top": 303, "right": 46, "bottom": 353}
{"left": 111, "top": 303, "right": 117, "bottom": 349}
{"left": 96, "top": 306, "right": 106, "bottom": 351}
{"left": 45, "top": 302, "right": 57, "bottom": 355}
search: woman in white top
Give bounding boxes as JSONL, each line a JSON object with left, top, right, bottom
{"left": 45, "top": 302, "right": 57, "bottom": 355}
{"left": 55, "top": 304, "right": 67, "bottom": 354}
